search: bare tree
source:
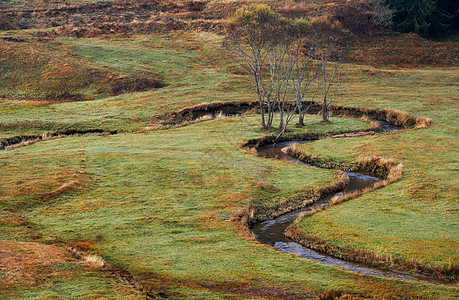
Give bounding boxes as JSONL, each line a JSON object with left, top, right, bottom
{"left": 371, "top": 0, "right": 394, "bottom": 29}
{"left": 275, "top": 41, "right": 295, "bottom": 137}
{"left": 223, "top": 4, "right": 286, "bottom": 130}
{"left": 224, "top": 6, "right": 353, "bottom": 133}
{"left": 287, "top": 19, "right": 319, "bottom": 126}
{"left": 308, "top": 18, "right": 350, "bottom": 122}
{"left": 264, "top": 28, "right": 292, "bottom": 129}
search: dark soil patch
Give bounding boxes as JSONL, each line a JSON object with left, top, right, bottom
{"left": 1, "top": 37, "right": 27, "bottom": 43}
{"left": 111, "top": 76, "right": 166, "bottom": 95}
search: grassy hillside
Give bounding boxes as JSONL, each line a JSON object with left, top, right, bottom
{"left": 0, "top": 31, "right": 248, "bottom": 138}
{"left": 0, "top": 1, "right": 458, "bottom": 298}
{"left": 0, "top": 31, "right": 166, "bottom": 101}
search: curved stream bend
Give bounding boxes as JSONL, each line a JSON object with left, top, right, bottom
{"left": 252, "top": 137, "right": 448, "bottom": 285}
{"left": 1, "top": 102, "right": 446, "bottom": 284}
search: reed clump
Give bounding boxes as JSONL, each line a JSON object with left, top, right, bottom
{"left": 384, "top": 108, "right": 432, "bottom": 129}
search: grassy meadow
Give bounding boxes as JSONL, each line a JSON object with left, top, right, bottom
{"left": 0, "top": 31, "right": 250, "bottom": 138}
{"left": 0, "top": 18, "right": 458, "bottom": 300}
{"left": 290, "top": 67, "right": 459, "bottom": 273}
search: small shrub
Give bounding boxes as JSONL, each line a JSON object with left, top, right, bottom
{"left": 331, "top": 3, "right": 375, "bottom": 36}
{"left": 279, "top": 3, "right": 308, "bottom": 19}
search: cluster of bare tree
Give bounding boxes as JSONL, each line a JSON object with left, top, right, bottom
{"left": 224, "top": 5, "right": 350, "bottom": 137}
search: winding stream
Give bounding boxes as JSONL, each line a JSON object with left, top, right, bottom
{"left": 1, "top": 111, "right": 451, "bottom": 285}
{"left": 252, "top": 138, "right": 448, "bottom": 285}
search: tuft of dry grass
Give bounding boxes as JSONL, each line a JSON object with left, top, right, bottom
{"left": 82, "top": 254, "right": 106, "bottom": 268}
{"left": 42, "top": 179, "right": 86, "bottom": 199}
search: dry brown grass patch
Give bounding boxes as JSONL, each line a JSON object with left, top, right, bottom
{"left": 279, "top": 2, "right": 309, "bottom": 19}
{"left": 0, "top": 163, "right": 92, "bottom": 203}
{"left": 68, "top": 240, "right": 98, "bottom": 252}
{"left": 0, "top": 241, "right": 76, "bottom": 289}
{"left": 249, "top": 179, "right": 281, "bottom": 194}
{"left": 219, "top": 191, "right": 249, "bottom": 209}
{"left": 316, "top": 290, "right": 364, "bottom": 300}
{"left": 41, "top": 171, "right": 93, "bottom": 200}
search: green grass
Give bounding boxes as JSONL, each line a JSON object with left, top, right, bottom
{"left": 293, "top": 66, "right": 459, "bottom": 270}
{"left": 0, "top": 31, "right": 115, "bottom": 100}
{"left": 1, "top": 29, "right": 458, "bottom": 298}
{"left": 14, "top": 268, "right": 144, "bottom": 300}
{"left": 2, "top": 114, "right": 457, "bottom": 298}
{"left": 0, "top": 32, "right": 250, "bottom": 137}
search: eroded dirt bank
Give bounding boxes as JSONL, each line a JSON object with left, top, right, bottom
{"left": 0, "top": 128, "right": 118, "bottom": 150}
{"left": 162, "top": 100, "right": 430, "bottom": 133}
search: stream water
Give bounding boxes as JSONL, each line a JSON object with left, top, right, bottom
{"left": 252, "top": 139, "right": 448, "bottom": 285}
{"left": 2, "top": 121, "right": 451, "bottom": 284}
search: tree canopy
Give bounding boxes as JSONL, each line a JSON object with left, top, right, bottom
{"left": 388, "top": 0, "right": 458, "bottom": 37}
{"left": 224, "top": 5, "right": 351, "bottom": 132}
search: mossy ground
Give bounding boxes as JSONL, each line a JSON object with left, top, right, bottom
{"left": 0, "top": 28, "right": 458, "bottom": 298}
